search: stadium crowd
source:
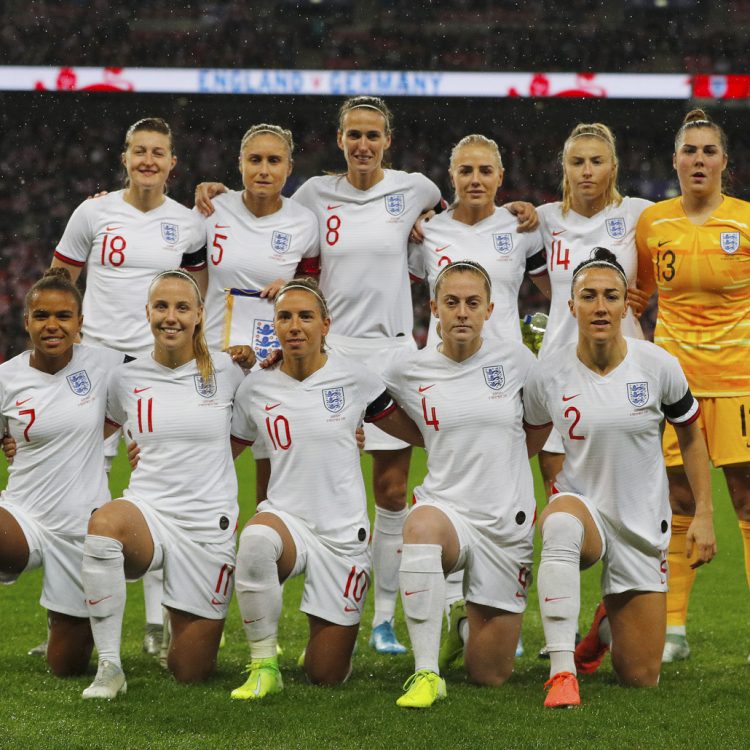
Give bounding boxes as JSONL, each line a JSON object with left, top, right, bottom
{"left": 1, "top": 0, "right": 747, "bottom": 73}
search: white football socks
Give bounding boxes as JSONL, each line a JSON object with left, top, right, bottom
{"left": 538, "top": 512, "right": 584, "bottom": 677}
{"left": 372, "top": 507, "right": 407, "bottom": 627}
{"left": 143, "top": 568, "right": 165, "bottom": 627}
{"left": 235, "top": 525, "right": 284, "bottom": 660}
{"left": 400, "top": 543, "right": 445, "bottom": 674}
{"left": 81, "top": 534, "right": 127, "bottom": 668}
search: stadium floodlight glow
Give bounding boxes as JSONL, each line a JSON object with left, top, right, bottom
{"left": 1, "top": 66, "right": 747, "bottom": 100}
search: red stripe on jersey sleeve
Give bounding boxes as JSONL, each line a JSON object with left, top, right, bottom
{"left": 53, "top": 250, "right": 86, "bottom": 268}
{"left": 297, "top": 257, "right": 320, "bottom": 276}
{"left": 668, "top": 404, "right": 701, "bottom": 426}
{"left": 527, "top": 266, "right": 549, "bottom": 278}
{"left": 409, "top": 272, "right": 424, "bottom": 283}
{"left": 231, "top": 435, "right": 255, "bottom": 446}
{"left": 365, "top": 402, "right": 397, "bottom": 423}
{"left": 181, "top": 261, "right": 207, "bottom": 272}
{"left": 105, "top": 417, "right": 122, "bottom": 428}
{"left": 523, "top": 419, "right": 552, "bottom": 430}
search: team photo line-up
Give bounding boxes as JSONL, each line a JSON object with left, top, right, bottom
{"left": 0, "top": 94, "right": 747, "bottom": 710}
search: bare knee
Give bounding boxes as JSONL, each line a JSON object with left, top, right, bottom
{"left": 466, "top": 660, "right": 512, "bottom": 687}
{"left": 612, "top": 658, "right": 660, "bottom": 688}
{"left": 667, "top": 470, "right": 695, "bottom": 515}
{"left": 168, "top": 654, "right": 215, "bottom": 684}
{"left": 372, "top": 452, "right": 409, "bottom": 511}
{"left": 87, "top": 506, "right": 124, "bottom": 539}
{"left": 305, "top": 659, "right": 350, "bottom": 686}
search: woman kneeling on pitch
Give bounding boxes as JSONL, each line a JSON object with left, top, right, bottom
{"left": 523, "top": 248, "right": 716, "bottom": 708}
{"left": 229, "top": 278, "right": 421, "bottom": 699}
{"left": 1, "top": 269, "right": 123, "bottom": 678}
{"left": 81, "top": 270, "right": 253, "bottom": 699}
{"left": 381, "top": 261, "right": 543, "bottom": 709}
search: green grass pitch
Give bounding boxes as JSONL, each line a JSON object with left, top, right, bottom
{"left": 0, "top": 450, "right": 747, "bottom": 749}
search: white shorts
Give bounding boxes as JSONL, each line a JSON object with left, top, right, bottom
{"left": 413, "top": 501, "right": 534, "bottom": 613}
{"left": 135, "top": 501, "right": 237, "bottom": 620}
{"left": 264, "top": 508, "right": 371, "bottom": 627}
{"left": 542, "top": 426, "right": 564, "bottom": 455}
{"left": 549, "top": 493, "right": 668, "bottom": 596}
{"left": 327, "top": 333, "right": 417, "bottom": 452}
{"left": 0, "top": 503, "right": 87, "bottom": 618}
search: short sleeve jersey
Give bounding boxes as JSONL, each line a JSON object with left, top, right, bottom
{"left": 537, "top": 197, "right": 651, "bottom": 358}
{"left": 408, "top": 207, "right": 545, "bottom": 344}
{"left": 636, "top": 195, "right": 750, "bottom": 396}
{"left": 231, "top": 353, "right": 386, "bottom": 554}
{"left": 197, "top": 192, "right": 320, "bottom": 349}
{"left": 106, "top": 352, "right": 245, "bottom": 543}
{"left": 54, "top": 190, "right": 206, "bottom": 357}
{"left": 383, "top": 340, "right": 537, "bottom": 544}
{"left": 0, "top": 344, "right": 122, "bottom": 535}
{"left": 292, "top": 170, "right": 441, "bottom": 339}
{"left": 523, "top": 338, "right": 698, "bottom": 548}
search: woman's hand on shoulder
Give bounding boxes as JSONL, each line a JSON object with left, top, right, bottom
{"left": 409, "top": 210, "right": 436, "bottom": 243}
{"left": 503, "top": 201, "right": 538, "bottom": 232}
{"left": 194, "top": 182, "right": 229, "bottom": 217}
{"left": 226, "top": 345, "right": 257, "bottom": 370}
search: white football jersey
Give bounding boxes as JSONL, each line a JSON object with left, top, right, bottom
{"left": 0, "top": 344, "right": 122, "bottom": 535}
{"left": 231, "top": 353, "right": 386, "bottom": 554}
{"left": 293, "top": 170, "right": 441, "bottom": 338}
{"left": 106, "top": 352, "right": 245, "bottom": 543}
{"left": 383, "top": 340, "right": 537, "bottom": 543}
{"left": 536, "top": 197, "right": 651, "bottom": 358}
{"left": 408, "top": 207, "right": 545, "bottom": 344}
{"left": 523, "top": 338, "right": 698, "bottom": 548}
{"left": 54, "top": 190, "right": 205, "bottom": 357}
{"left": 198, "top": 192, "right": 320, "bottom": 349}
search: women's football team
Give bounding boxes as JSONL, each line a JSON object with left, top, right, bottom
{"left": 2, "top": 97, "right": 748, "bottom": 710}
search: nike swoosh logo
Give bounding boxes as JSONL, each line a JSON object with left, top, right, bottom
{"left": 435, "top": 245, "right": 451, "bottom": 252}
{"left": 243, "top": 617, "right": 264, "bottom": 624}
{"left": 344, "top": 605, "right": 359, "bottom": 613}
{"left": 327, "top": 204, "right": 342, "bottom": 210}
{"left": 404, "top": 589, "right": 429, "bottom": 596}
{"left": 561, "top": 394, "right": 579, "bottom": 401}
{"left": 657, "top": 240, "right": 671, "bottom": 247}
{"left": 264, "top": 403, "right": 281, "bottom": 411}
{"left": 418, "top": 385, "right": 434, "bottom": 393}
{"left": 552, "top": 230, "right": 565, "bottom": 236}
{"left": 214, "top": 223, "right": 230, "bottom": 229}
{"left": 544, "top": 596, "right": 571, "bottom": 602}
{"left": 134, "top": 387, "right": 151, "bottom": 394}
{"left": 211, "top": 598, "right": 224, "bottom": 605}
{"left": 105, "top": 225, "right": 123, "bottom": 232}
{"left": 87, "top": 596, "right": 112, "bottom": 606}
{"left": 253, "top": 674, "right": 262, "bottom": 696}
{"left": 15, "top": 398, "right": 31, "bottom": 406}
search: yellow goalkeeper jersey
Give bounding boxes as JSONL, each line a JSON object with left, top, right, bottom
{"left": 636, "top": 195, "right": 750, "bottom": 396}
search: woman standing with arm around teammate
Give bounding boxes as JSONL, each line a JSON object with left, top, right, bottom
{"left": 0, "top": 269, "right": 122, "bottom": 678}
{"left": 524, "top": 248, "right": 715, "bottom": 708}
{"left": 80, "top": 270, "right": 251, "bottom": 699}
{"left": 536, "top": 123, "right": 651, "bottom": 498}
{"left": 291, "top": 97, "right": 442, "bottom": 654}
{"left": 382, "top": 261, "right": 542, "bottom": 708}
{"left": 636, "top": 109, "right": 750, "bottom": 663}
{"left": 229, "top": 279, "right": 422, "bottom": 699}
{"left": 50, "top": 118, "right": 206, "bottom": 655}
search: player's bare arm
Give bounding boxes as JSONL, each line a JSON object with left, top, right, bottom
{"left": 194, "top": 182, "right": 228, "bottom": 217}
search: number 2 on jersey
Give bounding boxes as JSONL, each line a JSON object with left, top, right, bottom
{"left": 564, "top": 405, "right": 584, "bottom": 440}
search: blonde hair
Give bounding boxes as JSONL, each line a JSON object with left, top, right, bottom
{"left": 338, "top": 96, "right": 393, "bottom": 135}
{"left": 449, "top": 134, "right": 503, "bottom": 171}
{"left": 275, "top": 277, "right": 330, "bottom": 353}
{"left": 560, "top": 123, "right": 622, "bottom": 215}
{"left": 674, "top": 108, "right": 730, "bottom": 193}
{"left": 148, "top": 270, "right": 213, "bottom": 383}
{"left": 239, "top": 123, "right": 295, "bottom": 161}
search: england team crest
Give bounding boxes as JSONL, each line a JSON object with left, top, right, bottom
{"left": 483, "top": 365, "right": 505, "bottom": 391}
{"left": 322, "top": 387, "right": 345, "bottom": 413}
{"left": 627, "top": 381, "right": 649, "bottom": 408}
{"left": 271, "top": 231, "right": 291, "bottom": 254}
{"left": 384, "top": 193, "right": 405, "bottom": 216}
{"left": 194, "top": 373, "right": 217, "bottom": 398}
{"left": 720, "top": 232, "right": 740, "bottom": 254}
{"left": 493, "top": 233, "right": 513, "bottom": 255}
{"left": 67, "top": 370, "right": 91, "bottom": 396}
{"left": 605, "top": 218, "right": 626, "bottom": 239}
{"left": 253, "top": 318, "right": 280, "bottom": 360}
{"left": 161, "top": 222, "right": 179, "bottom": 245}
